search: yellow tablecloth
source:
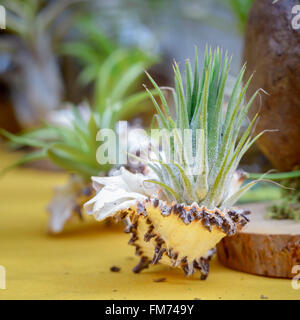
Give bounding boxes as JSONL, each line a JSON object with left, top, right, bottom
{"left": 0, "top": 148, "right": 299, "bottom": 300}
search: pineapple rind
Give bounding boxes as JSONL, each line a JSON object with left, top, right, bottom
{"left": 116, "top": 197, "right": 249, "bottom": 279}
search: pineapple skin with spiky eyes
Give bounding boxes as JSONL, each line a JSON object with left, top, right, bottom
{"left": 117, "top": 198, "right": 249, "bottom": 279}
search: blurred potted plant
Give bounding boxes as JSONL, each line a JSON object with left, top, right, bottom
{"left": 61, "top": 17, "right": 157, "bottom": 86}
{"left": 0, "top": 0, "right": 86, "bottom": 128}
{"left": 1, "top": 45, "right": 157, "bottom": 233}
{"left": 59, "top": 16, "right": 158, "bottom": 123}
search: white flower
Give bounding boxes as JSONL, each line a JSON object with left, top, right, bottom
{"left": 84, "top": 167, "right": 158, "bottom": 221}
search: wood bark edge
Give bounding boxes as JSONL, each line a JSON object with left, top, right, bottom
{"left": 217, "top": 232, "right": 300, "bottom": 279}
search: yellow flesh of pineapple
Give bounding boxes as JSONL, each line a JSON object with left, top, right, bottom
{"left": 116, "top": 198, "right": 249, "bottom": 279}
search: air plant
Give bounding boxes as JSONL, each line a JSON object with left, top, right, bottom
{"left": 1, "top": 47, "right": 156, "bottom": 233}
{"left": 1, "top": 105, "right": 106, "bottom": 232}
{"left": 85, "top": 47, "right": 268, "bottom": 279}
{"left": 0, "top": 0, "right": 86, "bottom": 127}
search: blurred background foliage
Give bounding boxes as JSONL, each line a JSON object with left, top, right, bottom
{"left": 0, "top": 0, "right": 278, "bottom": 203}
{"left": 0, "top": 0, "right": 88, "bottom": 128}
{"left": 0, "top": 0, "right": 254, "bottom": 131}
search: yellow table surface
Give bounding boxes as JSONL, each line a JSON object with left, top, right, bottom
{"left": 0, "top": 148, "right": 299, "bottom": 300}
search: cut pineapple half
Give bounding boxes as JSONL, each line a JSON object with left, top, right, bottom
{"left": 123, "top": 198, "right": 248, "bottom": 278}
{"left": 84, "top": 167, "right": 249, "bottom": 279}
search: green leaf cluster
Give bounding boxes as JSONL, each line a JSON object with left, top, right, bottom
{"left": 144, "top": 47, "right": 264, "bottom": 208}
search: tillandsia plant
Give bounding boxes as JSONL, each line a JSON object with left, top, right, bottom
{"left": 1, "top": 105, "right": 106, "bottom": 233}
{"left": 1, "top": 47, "right": 157, "bottom": 233}
{"left": 84, "top": 47, "right": 268, "bottom": 279}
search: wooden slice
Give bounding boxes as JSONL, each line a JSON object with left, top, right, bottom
{"left": 217, "top": 202, "right": 300, "bottom": 278}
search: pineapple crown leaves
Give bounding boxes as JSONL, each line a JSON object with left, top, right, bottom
{"left": 143, "top": 46, "right": 266, "bottom": 209}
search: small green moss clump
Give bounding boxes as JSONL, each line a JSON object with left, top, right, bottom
{"left": 268, "top": 178, "right": 300, "bottom": 221}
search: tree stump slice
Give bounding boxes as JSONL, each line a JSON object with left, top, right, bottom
{"left": 243, "top": 0, "right": 300, "bottom": 171}
{"left": 217, "top": 203, "right": 300, "bottom": 278}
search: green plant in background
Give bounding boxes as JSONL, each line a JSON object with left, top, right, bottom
{"left": 225, "top": 0, "right": 254, "bottom": 33}
{"left": 92, "top": 49, "right": 157, "bottom": 129}
{"left": 0, "top": 50, "right": 157, "bottom": 179}
{"left": 0, "top": 84, "right": 155, "bottom": 233}
{"left": 61, "top": 17, "right": 157, "bottom": 86}
{"left": 0, "top": 105, "right": 107, "bottom": 233}
{"left": 1, "top": 2, "right": 159, "bottom": 177}
{"left": 249, "top": 170, "right": 300, "bottom": 221}
{"left": 237, "top": 184, "right": 281, "bottom": 204}
{"left": 60, "top": 17, "right": 158, "bottom": 127}
{"left": 0, "top": 25, "right": 158, "bottom": 232}
{"left": 0, "top": 0, "right": 87, "bottom": 127}
{"left": 1, "top": 107, "right": 105, "bottom": 181}
{"left": 268, "top": 178, "right": 300, "bottom": 221}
